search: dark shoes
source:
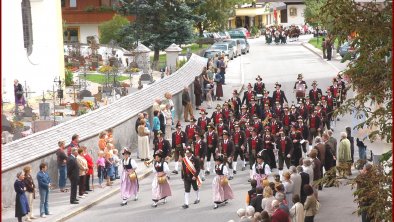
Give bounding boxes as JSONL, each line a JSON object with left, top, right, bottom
{"left": 71, "top": 201, "right": 79, "bottom": 204}
{"left": 120, "top": 202, "right": 127, "bottom": 206}
{"left": 194, "top": 199, "right": 200, "bottom": 204}
{"left": 182, "top": 204, "right": 189, "bottom": 209}
{"left": 172, "top": 170, "right": 178, "bottom": 174}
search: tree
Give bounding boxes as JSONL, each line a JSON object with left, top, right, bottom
{"left": 116, "top": 0, "right": 202, "bottom": 69}
{"left": 98, "top": 14, "right": 129, "bottom": 44}
{"left": 303, "top": 0, "right": 327, "bottom": 27}
{"left": 318, "top": 0, "right": 392, "bottom": 143}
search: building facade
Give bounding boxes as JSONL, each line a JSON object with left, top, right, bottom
{"left": 2, "top": 0, "right": 65, "bottom": 102}
{"left": 62, "top": 0, "right": 134, "bottom": 44}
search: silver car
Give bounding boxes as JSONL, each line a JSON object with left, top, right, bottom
{"left": 211, "top": 42, "right": 234, "bottom": 60}
{"left": 234, "top": 38, "right": 250, "bottom": 54}
{"left": 223, "top": 39, "right": 241, "bottom": 57}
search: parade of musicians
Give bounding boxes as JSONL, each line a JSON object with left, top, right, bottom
{"left": 2, "top": 1, "right": 392, "bottom": 222}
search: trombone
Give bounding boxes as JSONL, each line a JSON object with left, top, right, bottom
{"left": 144, "top": 159, "right": 154, "bottom": 167}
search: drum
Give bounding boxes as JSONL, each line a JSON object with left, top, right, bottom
{"left": 158, "top": 175, "right": 167, "bottom": 184}
{"left": 128, "top": 172, "right": 137, "bottom": 181}
{"left": 296, "top": 82, "right": 306, "bottom": 98}
{"left": 296, "top": 91, "right": 305, "bottom": 98}
{"left": 220, "top": 177, "right": 228, "bottom": 186}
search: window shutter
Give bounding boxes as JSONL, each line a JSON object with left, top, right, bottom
{"left": 21, "top": 0, "right": 33, "bottom": 56}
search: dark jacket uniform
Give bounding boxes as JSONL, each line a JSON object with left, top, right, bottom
{"left": 211, "top": 111, "right": 223, "bottom": 125}
{"left": 154, "top": 139, "right": 171, "bottom": 157}
{"left": 254, "top": 82, "right": 265, "bottom": 95}
{"left": 192, "top": 139, "right": 207, "bottom": 159}
{"left": 242, "top": 90, "right": 256, "bottom": 105}
{"left": 248, "top": 104, "right": 262, "bottom": 118}
{"left": 309, "top": 88, "right": 323, "bottom": 105}
{"left": 172, "top": 131, "right": 187, "bottom": 149}
{"left": 272, "top": 90, "right": 288, "bottom": 105}
{"left": 197, "top": 117, "right": 211, "bottom": 132}
{"left": 221, "top": 139, "right": 234, "bottom": 158}
{"left": 185, "top": 124, "right": 201, "bottom": 142}
{"left": 230, "top": 97, "right": 242, "bottom": 116}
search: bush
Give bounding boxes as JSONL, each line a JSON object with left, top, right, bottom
{"left": 65, "top": 69, "right": 73, "bottom": 86}
{"left": 176, "top": 59, "right": 187, "bottom": 69}
{"left": 251, "top": 26, "right": 260, "bottom": 37}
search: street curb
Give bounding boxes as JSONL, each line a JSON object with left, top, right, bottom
{"left": 56, "top": 168, "right": 153, "bottom": 222}
{"left": 301, "top": 42, "right": 341, "bottom": 61}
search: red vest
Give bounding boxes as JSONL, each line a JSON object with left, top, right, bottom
{"left": 271, "top": 123, "right": 277, "bottom": 134}
{"left": 250, "top": 105, "right": 256, "bottom": 115}
{"left": 175, "top": 132, "right": 182, "bottom": 145}
{"left": 158, "top": 140, "right": 163, "bottom": 150}
{"left": 187, "top": 126, "right": 195, "bottom": 139}
{"left": 247, "top": 91, "right": 253, "bottom": 101}
{"left": 251, "top": 137, "right": 257, "bottom": 149}
{"left": 208, "top": 132, "right": 214, "bottom": 145}
{"left": 234, "top": 132, "right": 240, "bottom": 144}
{"left": 281, "top": 139, "right": 286, "bottom": 153}
{"left": 218, "top": 125, "right": 224, "bottom": 136}
{"left": 222, "top": 140, "right": 228, "bottom": 153}
{"left": 310, "top": 116, "right": 316, "bottom": 128}
{"left": 195, "top": 141, "right": 201, "bottom": 156}
{"left": 284, "top": 115, "right": 290, "bottom": 126}
{"left": 276, "top": 91, "right": 281, "bottom": 101}
{"left": 215, "top": 112, "right": 222, "bottom": 124}
{"left": 200, "top": 118, "right": 207, "bottom": 130}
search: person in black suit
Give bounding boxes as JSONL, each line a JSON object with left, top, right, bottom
{"left": 153, "top": 131, "right": 171, "bottom": 158}
{"left": 272, "top": 82, "right": 288, "bottom": 106}
{"left": 181, "top": 148, "right": 201, "bottom": 209}
{"left": 67, "top": 148, "right": 80, "bottom": 204}
{"left": 275, "top": 132, "right": 294, "bottom": 175}
{"left": 296, "top": 166, "right": 310, "bottom": 204}
{"left": 250, "top": 186, "right": 264, "bottom": 213}
{"left": 309, "top": 81, "right": 323, "bottom": 106}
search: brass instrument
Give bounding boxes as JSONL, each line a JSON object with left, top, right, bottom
{"left": 337, "top": 85, "right": 343, "bottom": 103}
{"left": 128, "top": 172, "right": 137, "bottom": 181}
{"left": 262, "top": 115, "right": 271, "bottom": 126}
{"left": 144, "top": 159, "right": 154, "bottom": 167}
{"left": 158, "top": 175, "right": 167, "bottom": 184}
{"left": 318, "top": 93, "right": 322, "bottom": 102}
{"left": 220, "top": 176, "right": 229, "bottom": 186}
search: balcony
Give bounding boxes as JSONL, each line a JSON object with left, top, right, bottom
{"left": 62, "top": 10, "right": 135, "bottom": 24}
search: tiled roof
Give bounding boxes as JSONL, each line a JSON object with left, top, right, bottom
{"left": 2, "top": 54, "right": 207, "bottom": 171}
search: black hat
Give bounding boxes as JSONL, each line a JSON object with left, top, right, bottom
{"left": 154, "top": 150, "right": 163, "bottom": 158}
{"left": 275, "top": 82, "right": 281, "bottom": 88}
{"left": 257, "top": 150, "right": 264, "bottom": 159}
{"left": 207, "top": 123, "right": 215, "bottom": 129}
{"left": 122, "top": 147, "right": 131, "bottom": 155}
{"left": 233, "top": 89, "right": 238, "bottom": 95}
{"left": 311, "top": 80, "right": 317, "bottom": 86}
{"left": 176, "top": 121, "right": 182, "bottom": 128}
{"left": 190, "top": 117, "right": 197, "bottom": 122}
{"left": 297, "top": 73, "right": 303, "bottom": 79}
{"left": 215, "top": 154, "right": 224, "bottom": 162}
{"left": 263, "top": 90, "right": 270, "bottom": 94}
{"left": 223, "top": 130, "right": 229, "bottom": 136}
{"left": 157, "top": 130, "right": 164, "bottom": 136}
{"left": 256, "top": 75, "right": 263, "bottom": 81}
{"left": 199, "top": 109, "right": 208, "bottom": 115}
{"left": 185, "top": 146, "right": 193, "bottom": 154}
{"left": 333, "top": 78, "right": 338, "bottom": 83}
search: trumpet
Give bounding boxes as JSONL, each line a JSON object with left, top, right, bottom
{"left": 144, "top": 159, "right": 154, "bottom": 167}
{"left": 262, "top": 115, "right": 270, "bottom": 126}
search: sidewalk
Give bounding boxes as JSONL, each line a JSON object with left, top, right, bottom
{"left": 2, "top": 58, "right": 245, "bottom": 222}
{"left": 301, "top": 42, "right": 342, "bottom": 61}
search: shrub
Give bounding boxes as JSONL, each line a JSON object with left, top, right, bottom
{"left": 65, "top": 69, "right": 73, "bottom": 86}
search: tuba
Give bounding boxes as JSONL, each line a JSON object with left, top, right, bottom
{"left": 337, "top": 85, "right": 343, "bottom": 103}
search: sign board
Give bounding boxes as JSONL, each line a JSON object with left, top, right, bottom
{"left": 39, "top": 103, "right": 50, "bottom": 118}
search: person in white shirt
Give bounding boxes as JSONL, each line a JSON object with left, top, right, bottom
{"left": 120, "top": 148, "right": 139, "bottom": 206}
{"left": 151, "top": 150, "right": 172, "bottom": 207}
{"left": 252, "top": 150, "right": 271, "bottom": 188}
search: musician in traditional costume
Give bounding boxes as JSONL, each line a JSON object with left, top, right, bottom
{"left": 261, "top": 90, "right": 273, "bottom": 108}
{"left": 193, "top": 132, "right": 207, "bottom": 181}
{"left": 185, "top": 117, "right": 200, "bottom": 145}
{"left": 254, "top": 75, "right": 265, "bottom": 96}
{"left": 325, "top": 88, "right": 335, "bottom": 110}
{"left": 242, "top": 83, "right": 255, "bottom": 106}
{"left": 211, "top": 104, "right": 223, "bottom": 126}
{"left": 315, "top": 103, "right": 326, "bottom": 134}
{"left": 290, "top": 104, "right": 299, "bottom": 121}
{"left": 222, "top": 102, "right": 232, "bottom": 122}
{"left": 239, "top": 105, "right": 250, "bottom": 130}
{"left": 181, "top": 148, "right": 202, "bottom": 209}
{"left": 262, "top": 127, "right": 276, "bottom": 169}
{"left": 221, "top": 130, "right": 235, "bottom": 180}
{"left": 153, "top": 131, "right": 171, "bottom": 159}
{"left": 293, "top": 74, "right": 307, "bottom": 102}
{"left": 262, "top": 103, "right": 273, "bottom": 120}
{"left": 232, "top": 124, "right": 247, "bottom": 173}
{"left": 289, "top": 125, "right": 303, "bottom": 166}
{"left": 247, "top": 129, "right": 262, "bottom": 181}
{"left": 252, "top": 115, "right": 263, "bottom": 135}
{"left": 265, "top": 29, "right": 272, "bottom": 44}
{"left": 269, "top": 117, "right": 282, "bottom": 138}
{"left": 151, "top": 150, "right": 172, "bottom": 207}
{"left": 205, "top": 124, "right": 219, "bottom": 175}
{"left": 120, "top": 148, "right": 139, "bottom": 206}
{"left": 336, "top": 73, "right": 347, "bottom": 102}
{"left": 321, "top": 97, "right": 333, "bottom": 130}
{"left": 272, "top": 82, "right": 288, "bottom": 106}
{"left": 280, "top": 30, "right": 287, "bottom": 44}
{"left": 330, "top": 78, "right": 341, "bottom": 109}
{"left": 274, "top": 30, "right": 281, "bottom": 44}
{"left": 307, "top": 110, "right": 321, "bottom": 146}
{"left": 217, "top": 118, "right": 229, "bottom": 141}
{"left": 273, "top": 101, "right": 283, "bottom": 120}
{"left": 230, "top": 90, "right": 242, "bottom": 117}
{"left": 296, "top": 116, "right": 309, "bottom": 154}
{"left": 282, "top": 107, "right": 295, "bottom": 134}
{"left": 212, "top": 154, "right": 234, "bottom": 209}
{"left": 171, "top": 122, "right": 187, "bottom": 174}
{"left": 228, "top": 112, "right": 236, "bottom": 134}
{"left": 248, "top": 97, "right": 261, "bottom": 118}
{"left": 197, "top": 109, "right": 210, "bottom": 134}
{"left": 275, "top": 132, "right": 294, "bottom": 175}
{"left": 297, "top": 101, "right": 309, "bottom": 120}
{"left": 252, "top": 150, "right": 271, "bottom": 187}
{"left": 309, "top": 80, "right": 322, "bottom": 106}
{"left": 304, "top": 96, "right": 315, "bottom": 114}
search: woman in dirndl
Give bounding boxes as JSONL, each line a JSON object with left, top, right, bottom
{"left": 120, "top": 148, "right": 139, "bottom": 206}
{"left": 151, "top": 150, "right": 172, "bottom": 207}
{"left": 252, "top": 150, "right": 271, "bottom": 188}
{"left": 212, "top": 154, "right": 234, "bottom": 209}
{"left": 14, "top": 172, "right": 30, "bottom": 222}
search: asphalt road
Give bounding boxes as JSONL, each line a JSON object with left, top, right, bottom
{"left": 67, "top": 36, "right": 360, "bottom": 222}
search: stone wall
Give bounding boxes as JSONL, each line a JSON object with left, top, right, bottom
{"left": 1, "top": 54, "right": 206, "bottom": 208}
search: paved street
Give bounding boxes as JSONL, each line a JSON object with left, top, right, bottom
{"left": 67, "top": 36, "right": 363, "bottom": 222}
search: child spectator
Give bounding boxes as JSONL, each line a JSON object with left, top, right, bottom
{"left": 96, "top": 151, "right": 105, "bottom": 188}
{"left": 113, "top": 149, "right": 121, "bottom": 180}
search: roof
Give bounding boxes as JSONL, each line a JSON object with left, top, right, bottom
{"left": 2, "top": 54, "right": 207, "bottom": 171}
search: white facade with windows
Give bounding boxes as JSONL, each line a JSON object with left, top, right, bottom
{"left": 284, "top": 4, "right": 306, "bottom": 26}
{"left": 2, "top": 0, "right": 65, "bottom": 102}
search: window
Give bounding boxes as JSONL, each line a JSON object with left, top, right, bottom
{"left": 21, "top": 0, "right": 33, "bottom": 56}
{"left": 61, "top": 0, "right": 65, "bottom": 7}
{"left": 63, "top": 27, "right": 79, "bottom": 43}
{"left": 289, "top": 7, "right": 297, "bottom": 16}
{"left": 70, "top": 0, "right": 76, "bottom": 8}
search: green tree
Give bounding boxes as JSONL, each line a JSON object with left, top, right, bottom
{"left": 98, "top": 14, "right": 129, "bottom": 44}
{"left": 319, "top": 0, "right": 392, "bottom": 143}
{"left": 303, "top": 0, "right": 326, "bottom": 27}
{"left": 117, "top": 0, "right": 202, "bottom": 69}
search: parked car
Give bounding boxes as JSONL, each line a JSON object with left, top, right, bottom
{"left": 234, "top": 28, "right": 251, "bottom": 38}
{"left": 223, "top": 39, "right": 241, "bottom": 57}
{"left": 203, "top": 49, "right": 224, "bottom": 59}
{"left": 211, "top": 42, "right": 234, "bottom": 60}
{"left": 218, "top": 31, "right": 231, "bottom": 40}
{"left": 228, "top": 29, "right": 247, "bottom": 39}
{"left": 339, "top": 42, "right": 356, "bottom": 59}
{"left": 234, "top": 38, "right": 250, "bottom": 54}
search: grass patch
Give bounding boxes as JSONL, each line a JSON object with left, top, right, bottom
{"left": 308, "top": 37, "right": 339, "bottom": 50}
{"left": 80, "top": 74, "right": 128, "bottom": 84}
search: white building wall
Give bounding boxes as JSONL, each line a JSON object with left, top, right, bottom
{"left": 2, "top": 0, "right": 65, "bottom": 102}
{"left": 75, "top": 23, "right": 100, "bottom": 44}
{"left": 286, "top": 4, "right": 306, "bottom": 26}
